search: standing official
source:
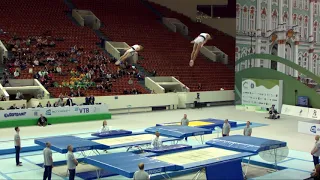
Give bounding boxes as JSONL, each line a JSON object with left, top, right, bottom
{"left": 311, "top": 135, "right": 320, "bottom": 168}
{"left": 133, "top": 163, "right": 149, "bottom": 180}
{"left": 243, "top": 121, "right": 252, "bottom": 136}
{"left": 43, "top": 142, "right": 53, "bottom": 180}
{"left": 222, "top": 119, "right": 231, "bottom": 137}
{"left": 151, "top": 131, "right": 162, "bottom": 148}
{"left": 14, "top": 127, "right": 22, "bottom": 166}
{"left": 67, "top": 145, "right": 78, "bottom": 180}
{"left": 181, "top": 114, "right": 189, "bottom": 141}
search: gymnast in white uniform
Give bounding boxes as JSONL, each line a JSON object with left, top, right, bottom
{"left": 99, "top": 120, "right": 109, "bottom": 133}
{"left": 189, "top": 33, "right": 212, "bottom": 67}
{"left": 115, "top": 44, "right": 144, "bottom": 65}
{"left": 151, "top": 131, "right": 162, "bottom": 148}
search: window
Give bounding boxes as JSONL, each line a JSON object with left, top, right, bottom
{"left": 272, "top": 16, "right": 277, "bottom": 30}
{"left": 299, "top": 16, "right": 303, "bottom": 40}
{"left": 305, "top": 0, "right": 309, "bottom": 10}
{"left": 304, "top": 16, "right": 308, "bottom": 40}
{"left": 236, "top": 4, "right": 241, "bottom": 31}
{"left": 298, "top": 54, "right": 302, "bottom": 66}
{"left": 299, "top": 0, "right": 303, "bottom": 9}
{"left": 315, "top": 2, "right": 318, "bottom": 15}
{"left": 249, "top": 7, "right": 255, "bottom": 30}
{"left": 313, "top": 55, "right": 317, "bottom": 74}
{"left": 242, "top": 7, "right": 248, "bottom": 31}
{"left": 260, "top": 60, "right": 264, "bottom": 67}
{"left": 314, "top": 21, "right": 318, "bottom": 42}
{"left": 272, "top": 10, "right": 278, "bottom": 30}
{"left": 293, "top": 0, "right": 297, "bottom": 8}
{"left": 283, "top": 12, "right": 288, "bottom": 24}
{"left": 261, "top": 14, "right": 266, "bottom": 32}
{"left": 283, "top": 0, "right": 288, "bottom": 6}
{"left": 293, "top": 14, "right": 297, "bottom": 25}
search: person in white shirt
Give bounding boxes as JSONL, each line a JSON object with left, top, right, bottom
{"left": 14, "top": 70, "right": 20, "bottom": 78}
{"left": 67, "top": 145, "right": 78, "bottom": 180}
{"left": 189, "top": 33, "right": 212, "bottom": 67}
{"left": 34, "top": 59, "right": 39, "bottom": 66}
{"left": 115, "top": 44, "right": 144, "bottom": 65}
{"left": 43, "top": 142, "right": 53, "bottom": 180}
{"left": 151, "top": 131, "right": 162, "bottom": 148}
{"left": 312, "top": 135, "right": 320, "bottom": 168}
{"left": 14, "top": 127, "right": 22, "bottom": 166}
{"left": 16, "top": 91, "right": 23, "bottom": 100}
{"left": 222, "top": 119, "right": 231, "bottom": 137}
{"left": 100, "top": 120, "right": 110, "bottom": 133}
{"left": 243, "top": 121, "right": 252, "bottom": 136}
{"left": 56, "top": 66, "right": 62, "bottom": 74}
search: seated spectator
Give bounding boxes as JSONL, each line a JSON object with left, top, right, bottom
{"left": 13, "top": 70, "right": 20, "bottom": 78}
{"left": 57, "top": 97, "right": 64, "bottom": 106}
{"left": 99, "top": 120, "right": 109, "bottom": 133}
{"left": 69, "top": 89, "right": 76, "bottom": 97}
{"left": 56, "top": 66, "right": 62, "bottom": 74}
{"left": 66, "top": 96, "right": 74, "bottom": 106}
{"left": 89, "top": 95, "right": 95, "bottom": 105}
{"left": 37, "top": 103, "right": 43, "bottom": 108}
{"left": 53, "top": 102, "right": 59, "bottom": 107}
{"left": 34, "top": 59, "right": 39, "bottom": 66}
{"left": 85, "top": 96, "right": 90, "bottom": 105}
{"left": 123, "top": 89, "right": 129, "bottom": 94}
{"left": 198, "top": 83, "right": 202, "bottom": 90}
{"left": 21, "top": 104, "right": 26, "bottom": 109}
{"left": 77, "top": 89, "right": 84, "bottom": 97}
{"left": 9, "top": 104, "right": 18, "bottom": 109}
{"left": 49, "top": 41, "right": 55, "bottom": 47}
{"left": 128, "top": 78, "right": 133, "bottom": 85}
{"left": 132, "top": 88, "right": 138, "bottom": 95}
{"left": 0, "top": 95, "right": 6, "bottom": 101}
{"left": 151, "top": 90, "right": 155, "bottom": 94}
{"left": 46, "top": 101, "right": 52, "bottom": 107}
{"left": 38, "top": 114, "right": 47, "bottom": 127}
{"left": 16, "top": 91, "right": 24, "bottom": 100}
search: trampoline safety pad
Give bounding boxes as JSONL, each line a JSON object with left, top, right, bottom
{"left": 93, "top": 134, "right": 155, "bottom": 146}
{"left": 162, "top": 121, "right": 214, "bottom": 127}
{"left": 153, "top": 147, "right": 240, "bottom": 165}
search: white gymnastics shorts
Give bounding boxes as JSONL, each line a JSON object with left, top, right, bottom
{"left": 193, "top": 36, "right": 205, "bottom": 44}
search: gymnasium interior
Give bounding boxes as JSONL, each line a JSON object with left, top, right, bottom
{"left": 0, "top": 0, "right": 318, "bottom": 179}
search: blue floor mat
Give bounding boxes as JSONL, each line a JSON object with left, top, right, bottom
{"left": 76, "top": 170, "right": 117, "bottom": 179}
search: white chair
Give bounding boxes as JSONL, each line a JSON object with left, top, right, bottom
{"left": 214, "top": 127, "right": 222, "bottom": 138}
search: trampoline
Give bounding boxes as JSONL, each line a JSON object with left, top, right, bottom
{"left": 84, "top": 148, "right": 252, "bottom": 180}
{"left": 83, "top": 152, "right": 184, "bottom": 179}
{"left": 92, "top": 133, "right": 181, "bottom": 151}
{"left": 206, "top": 135, "right": 287, "bottom": 177}
{"left": 34, "top": 135, "right": 108, "bottom": 155}
{"left": 145, "top": 125, "right": 212, "bottom": 144}
{"left": 156, "top": 118, "right": 237, "bottom": 130}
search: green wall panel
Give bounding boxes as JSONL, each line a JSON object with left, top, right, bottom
{"left": 0, "top": 113, "right": 112, "bottom": 128}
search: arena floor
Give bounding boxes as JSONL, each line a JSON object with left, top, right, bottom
{"left": 0, "top": 106, "right": 315, "bottom": 179}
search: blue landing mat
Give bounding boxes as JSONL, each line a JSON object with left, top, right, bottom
{"left": 76, "top": 170, "right": 117, "bottom": 180}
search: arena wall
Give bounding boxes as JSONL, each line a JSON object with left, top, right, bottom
{"left": 148, "top": 0, "right": 235, "bottom": 37}
{"left": 0, "top": 113, "right": 111, "bottom": 128}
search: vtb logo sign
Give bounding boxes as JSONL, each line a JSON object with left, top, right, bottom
{"left": 79, "top": 108, "right": 89, "bottom": 113}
